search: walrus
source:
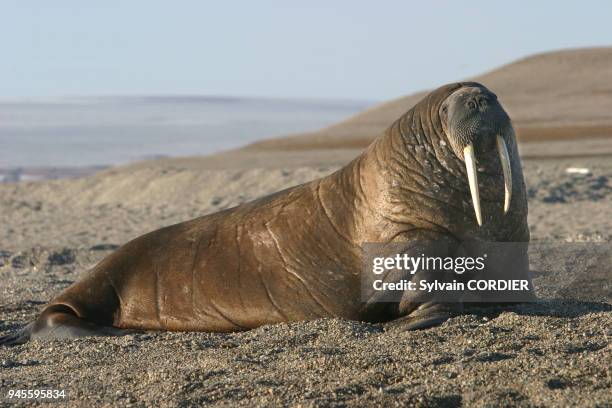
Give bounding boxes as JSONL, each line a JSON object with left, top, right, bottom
{"left": 1, "top": 82, "right": 533, "bottom": 346}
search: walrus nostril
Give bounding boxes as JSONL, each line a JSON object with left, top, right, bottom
{"left": 476, "top": 95, "right": 488, "bottom": 108}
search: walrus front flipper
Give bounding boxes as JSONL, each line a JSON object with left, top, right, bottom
{"left": 28, "top": 305, "right": 132, "bottom": 341}
{"left": 384, "top": 302, "right": 461, "bottom": 331}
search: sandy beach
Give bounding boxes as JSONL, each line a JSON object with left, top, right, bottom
{"left": 1, "top": 137, "right": 610, "bottom": 406}
{"left": 1, "top": 47, "right": 611, "bottom": 406}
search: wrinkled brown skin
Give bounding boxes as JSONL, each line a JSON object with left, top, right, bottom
{"left": 1, "top": 82, "right": 531, "bottom": 345}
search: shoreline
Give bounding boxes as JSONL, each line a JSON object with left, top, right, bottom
{"left": 3, "top": 136, "right": 611, "bottom": 184}
{"left": 0, "top": 165, "right": 108, "bottom": 184}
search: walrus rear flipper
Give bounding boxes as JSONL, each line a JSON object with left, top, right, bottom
{"left": 30, "top": 304, "right": 132, "bottom": 340}
{"left": 1, "top": 305, "right": 132, "bottom": 346}
{"left": 0, "top": 323, "right": 34, "bottom": 346}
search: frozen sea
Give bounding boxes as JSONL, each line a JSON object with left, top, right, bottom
{"left": 0, "top": 95, "right": 371, "bottom": 178}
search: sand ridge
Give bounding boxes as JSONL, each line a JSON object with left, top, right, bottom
{"left": 247, "top": 47, "right": 612, "bottom": 151}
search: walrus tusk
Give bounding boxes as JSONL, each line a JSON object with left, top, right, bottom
{"left": 463, "top": 144, "right": 482, "bottom": 226}
{"left": 496, "top": 135, "right": 512, "bottom": 213}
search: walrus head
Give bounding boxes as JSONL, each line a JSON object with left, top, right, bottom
{"left": 365, "top": 82, "right": 528, "bottom": 243}
{"left": 358, "top": 82, "right": 533, "bottom": 309}
{"left": 439, "top": 85, "right": 514, "bottom": 226}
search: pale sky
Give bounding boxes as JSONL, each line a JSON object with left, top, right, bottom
{"left": 3, "top": 1, "right": 612, "bottom": 100}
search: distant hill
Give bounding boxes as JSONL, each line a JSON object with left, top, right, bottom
{"left": 247, "top": 47, "right": 612, "bottom": 150}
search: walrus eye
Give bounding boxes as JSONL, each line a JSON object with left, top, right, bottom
{"left": 467, "top": 100, "right": 477, "bottom": 110}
